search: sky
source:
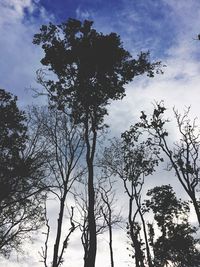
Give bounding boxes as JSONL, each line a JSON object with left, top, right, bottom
{"left": 1, "top": 0, "right": 200, "bottom": 266}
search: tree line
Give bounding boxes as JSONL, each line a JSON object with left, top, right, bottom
{"left": 0, "top": 18, "right": 200, "bottom": 267}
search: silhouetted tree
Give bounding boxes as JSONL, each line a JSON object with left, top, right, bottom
{"left": 73, "top": 176, "right": 121, "bottom": 267}
{"left": 145, "top": 185, "right": 200, "bottom": 267}
{"left": 0, "top": 89, "right": 47, "bottom": 257}
{"left": 121, "top": 126, "right": 159, "bottom": 267}
{"left": 137, "top": 102, "right": 200, "bottom": 225}
{"left": 98, "top": 177, "right": 122, "bottom": 267}
{"left": 101, "top": 126, "right": 159, "bottom": 267}
{"left": 33, "top": 18, "right": 162, "bottom": 266}
{"left": 29, "top": 106, "right": 85, "bottom": 267}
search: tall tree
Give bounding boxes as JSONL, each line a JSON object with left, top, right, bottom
{"left": 0, "top": 89, "right": 47, "bottom": 257}
{"left": 33, "top": 18, "right": 162, "bottom": 266}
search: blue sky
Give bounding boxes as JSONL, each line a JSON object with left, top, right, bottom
{"left": 1, "top": 0, "right": 200, "bottom": 106}
{"left": 33, "top": 0, "right": 199, "bottom": 57}
{"left": 1, "top": 1, "right": 200, "bottom": 267}
{"left": 30, "top": 0, "right": 187, "bottom": 56}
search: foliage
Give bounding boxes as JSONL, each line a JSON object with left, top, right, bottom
{"left": 146, "top": 185, "right": 189, "bottom": 229}
{"left": 0, "top": 89, "right": 27, "bottom": 203}
{"left": 33, "top": 18, "right": 162, "bottom": 267}
{"left": 0, "top": 89, "right": 47, "bottom": 257}
{"left": 121, "top": 124, "right": 160, "bottom": 181}
{"left": 146, "top": 185, "right": 200, "bottom": 267}
{"left": 136, "top": 102, "right": 200, "bottom": 225}
{"left": 33, "top": 18, "right": 162, "bottom": 127}
{"left": 101, "top": 126, "right": 160, "bottom": 267}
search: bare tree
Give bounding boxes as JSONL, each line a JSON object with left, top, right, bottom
{"left": 73, "top": 176, "right": 121, "bottom": 267}
{"left": 99, "top": 179, "right": 120, "bottom": 267}
{"left": 101, "top": 128, "right": 159, "bottom": 267}
{"left": 29, "top": 106, "right": 85, "bottom": 267}
{"left": 137, "top": 102, "right": 200, "bottom": 225}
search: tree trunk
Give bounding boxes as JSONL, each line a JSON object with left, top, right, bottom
{"left": 108, "top": 221, "right": 114, "bottom": 267}
{"left": 84, "top": 159, "right": 96, "bottom": 267}
{"left": 128, "top": 198, "right": 144, "bottom": 267}
{"left": 190, "top": 193, "right": 200, "bottom": 226}
{"left": 52, "top": 193, "right": 67, "bottom": 267}
{"left": 84, "top": 124, "right": 97, "bottom": 267}
{"left": 135, "top": 193, "right": 153, "bottom": 267}
{"left": 138, "top": 209, "right": 153, "bottom": 267}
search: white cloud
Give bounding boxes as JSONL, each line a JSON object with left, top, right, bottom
{"left": 0, "top": 0, "right": 55, "bottom": 106}
{"left": 76, "top": 6, "right": 93, "bottom": 20}
{"left": 103, "top": 1, "right": 200, "bottom": 237}
{"left": 0, "top": 0, "right": 33, "bottom": 25}
{"left": 105, "top": 0, "right": 200, "bottom": 133}
{"left": 1, "top": 0, "right": 200, "bottom": 266}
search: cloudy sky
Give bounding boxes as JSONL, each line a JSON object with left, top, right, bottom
{"left": 1, "top": 0, "right": 200, "bottom": 266}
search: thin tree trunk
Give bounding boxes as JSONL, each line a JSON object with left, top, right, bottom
{"left": 52, "top": 193, "right": 67, "bottom": 267}
{"left": 85, "top": 159, "right": 96, "bottom": 267}
{"left": 138, "top": 208, "right": 152, "bottom": 267}
{"left": 100, "top": 190, "right": 114, "bottom": 267}
{"left": 128, "top": 197, "right": 144, "bottom": 267}
{"left": 134, "top": 190, "right": 153, "bottom": 267}
{"left": 190, "top": 193, "right": 200, "bottom": 226}
{"left": 84, "top": 123, "right": 97, "bottom": 267}
{"left": 108, "top": 219, "right": 114, "bottom": 267}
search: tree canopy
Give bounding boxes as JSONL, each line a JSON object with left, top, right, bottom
{"left": 0, "top": 89, "right": 47, "bottom": 257}
{"left": 33, "top": 18, "right": 162, "bottom": 127}
{"left": 2, "top": 15, "right": 200, "bottom": 267}
{"left": 33, "top": 18, "right": 163, "bottom": 267}
{"left": 146, "top": 185, "right": 200, "bottom": 267}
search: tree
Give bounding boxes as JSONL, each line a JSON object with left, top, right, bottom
{"left": 0, "top": 89, "right": 27, "bottom": 205}
{"left": 73, "top": 176, "right": 121, "bottom": 267}
{"left": 98, "top": 179, "right": 120, "bottom": 267}
{"left": 137, "top": 102, "right": 200, "bottom": 225}
{"left": 121, "top": 126, "right": 159, "bottom": 267}
{"left": 29, "top": 106, "right": 85, "bottom": 267}
{"left": 33, "top": 18, "right": 162, "bottom": 266}
{"left": 101, "top": 125, "right": 159, "bottom": 267}
{"left": 0, "top": 89, "right": 47, "bottom": 257}
{"left": 145, "top": 185, "right": 200, "bottom": 267}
